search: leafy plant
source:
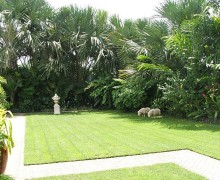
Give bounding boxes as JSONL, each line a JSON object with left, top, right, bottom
{"left": 0, "top": 76, "right": 9, "bottom": 109}
{"left": 86, "top": 76, "right": 120, "bottom": 108}
{"left": 0, "top": 174, "right": 14, "bottom": 180}
{"left": 3, "top": 71, "right": 22, "bottom": 105}
{"left": 0, "top": 109, "right": 14, "bottom": 154}
{"left": 201, "top": 87, "right": 220, "bottom": 122}
{"left": 113, "top": 73, "right": 156, "bottom": 111}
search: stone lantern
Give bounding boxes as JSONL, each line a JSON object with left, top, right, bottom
{"left": 52, "top": 94, "right": 60, "bottom": 114}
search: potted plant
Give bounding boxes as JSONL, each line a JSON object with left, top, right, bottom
{"left": 0, "top": 109, "right": 14, "bottom": 174}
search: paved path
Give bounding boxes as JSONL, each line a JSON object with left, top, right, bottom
{"left": 5, "top": 116, "right": 220, "bottom": 180}
{"left": 5, "top": 115, "right": 25, "bottom": 180}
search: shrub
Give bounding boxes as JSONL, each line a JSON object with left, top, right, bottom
{"left": 112, "top": 71, "right": 163, "bottom": 111}
{"left": 113, "top": 62, "right": 171, "bottom": 111}
{"left": 0, "top": 76, "right": 9, "bottom": 109}
{"left": 112, "top": 76, "right": 149, "bottom": 111}
{"left": 86, "top": 76, "right": 120, "bottom": 109}
{"left": 157, "top": 73, "right": 220, "bottom": 123}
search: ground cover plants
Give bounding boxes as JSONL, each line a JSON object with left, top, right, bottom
{"left": 25, "top": 110, "right": 220, "bottom": 165}
{"left": 33, "top": 163, "right": 206, "bottom": 180}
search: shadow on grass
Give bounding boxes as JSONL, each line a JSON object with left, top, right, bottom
{"left": 25, "top": 110, "right": 220, "bottom": 132}
{"left": 157, "top": 118, "right": 220, "bottom": 132}
{"left": 96, "top": 110, "right": 220, "bottom": 132}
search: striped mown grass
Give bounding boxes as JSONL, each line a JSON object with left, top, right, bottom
{"left": 33, "top": 163, "right": 205, "bottom": 180}
{"left": 25, "top": 110, "right": 220, "bottom": 164}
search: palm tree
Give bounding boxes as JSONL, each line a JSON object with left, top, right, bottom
{"left": 156, "top": 0, "right": 205, "bottom": 27}
{"left": 0, "top": 0, "right": 55, "bottom": 70}
{"left": 46, "top": 6, "right": 122, "bottom": 82}
{"left": 0, "top": 10, "right": 21, "bottom": 69}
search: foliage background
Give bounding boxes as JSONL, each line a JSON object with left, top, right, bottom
{"left": 1, "top": 0, "right": 220, "bottom": 122}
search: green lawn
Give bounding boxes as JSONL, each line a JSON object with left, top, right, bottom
{"left": 33, "top": 163, "right": 205, "bottom": 180}
{"left": 25, "top": 110, "right": 220, "bottom": 165}
{"left": 0, "top": 174, "right": 14, "bottom": 180}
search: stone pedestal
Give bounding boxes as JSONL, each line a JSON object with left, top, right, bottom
{"left": 54, "top": 104, "right": 60, "bottom": 115}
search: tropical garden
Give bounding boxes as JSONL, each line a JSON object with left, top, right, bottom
{"left": 0, "top": 0, "right": 220, "bottom": 179}
{"left": 0, "top": 0, "right": 220, "bottom": 123}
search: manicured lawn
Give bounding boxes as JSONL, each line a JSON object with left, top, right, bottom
{"left": 33, "top": 163, "right": 205, "bottom": 180}
{"left": 25, "top": 110, "right": 220, "bottom": 165}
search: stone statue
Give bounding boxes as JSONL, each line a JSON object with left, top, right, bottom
{"left": 52, "top": 94, "right": 60, "bottom": 114}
